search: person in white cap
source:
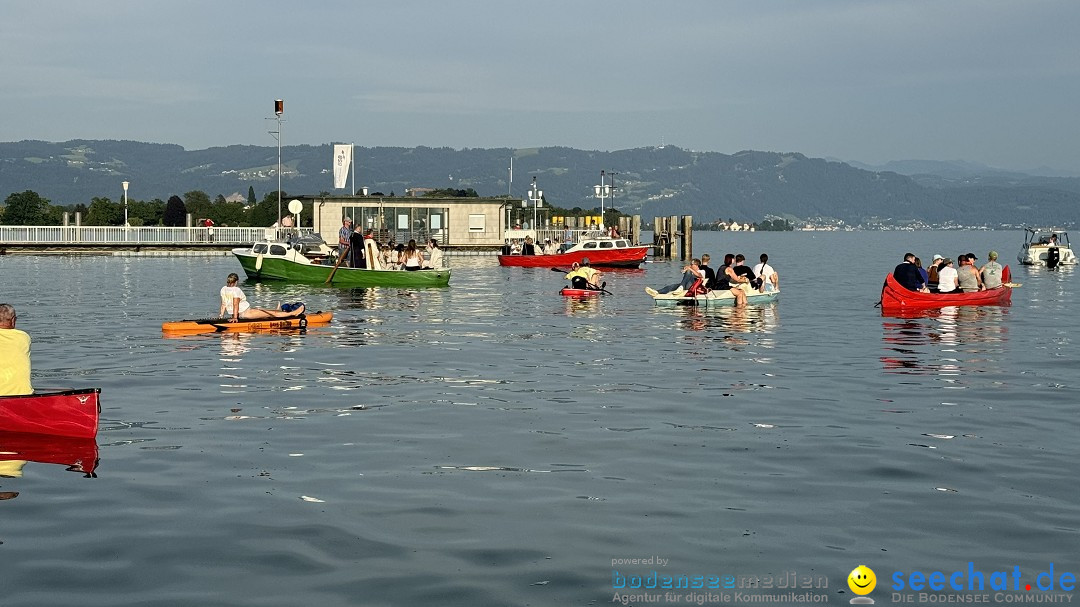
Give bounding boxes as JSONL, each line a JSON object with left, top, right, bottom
{"left": 927, "top": 254, "right": 945, "bottom": 292}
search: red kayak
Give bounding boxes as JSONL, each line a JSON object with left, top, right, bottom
{"left": 0, "top": 388, "right": 101, "bottom": 438}
{"left": 499, "top": 237, "right": 649, "bottom": 268}
{"left": 560, "top": 288, "right": 603, "bottom": 297}
{"left": 880, "top": 267, "right": 1012, "bottom": 311}
{"left": 0, "top": 430, "right": 98, "bottom": 475}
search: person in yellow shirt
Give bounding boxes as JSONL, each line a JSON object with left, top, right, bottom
{"left": 0, "top": 304, "right": 32, "bottom": 396}
{"left": 564, "top": 258, "right": 603, "bottom": 290}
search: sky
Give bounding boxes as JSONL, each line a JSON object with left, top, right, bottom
{"left": 4, "top": 0, "right": 1080, "bottom": 172}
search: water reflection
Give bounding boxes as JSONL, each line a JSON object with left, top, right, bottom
{"left": 881, "top": 306, "right": 1009, "bottom": 375}
{"left": 0, "top": 431, "right": 100, "bottom": 499}
{"left": 653, "top": 303, "right": 780, "bottom": 334}
{"left": 562, "top": 295, "right": 601, "bottom": 316}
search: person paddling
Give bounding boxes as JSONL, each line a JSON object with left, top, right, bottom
{"left": 564, "top": 258, "right": 603, "bottom": 290}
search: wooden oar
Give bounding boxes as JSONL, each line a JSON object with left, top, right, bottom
{"left": 1003, "top": 282, "right": 1022, "bottom": 288}
{"left": 325, "top": 245, "right": 350, "bottom": 284}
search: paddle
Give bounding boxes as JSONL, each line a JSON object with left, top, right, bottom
{"left": 325, "top": 245, "right": 350, "bottom": 283}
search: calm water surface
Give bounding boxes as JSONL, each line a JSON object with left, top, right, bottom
{"left": 0, "top": 231, "right": 1076, "bottom": 606}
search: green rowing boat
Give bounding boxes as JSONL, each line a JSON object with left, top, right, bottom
{"left": 233, "top": 242, "right": 451, "bottom": 288}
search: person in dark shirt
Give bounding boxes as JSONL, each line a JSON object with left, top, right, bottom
{"left": 521, "top": 236, "right": 537, "bottom": 255}
{"left": 892, "top": 252, "right": 926, "bottom": 291}
{"left": 699, "top": 254, "right": 717, "bottom": 289}
{"left": 733, "top": 254, "right": 757, "bottom": 287}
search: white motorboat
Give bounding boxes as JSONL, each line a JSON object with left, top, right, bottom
{"left": 1017, "top": 227, "right": 1076, "bottom": 267}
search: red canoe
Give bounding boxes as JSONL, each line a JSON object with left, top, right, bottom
{"left": 880, "top": 268, "right": 1012, "bottom": 311}
{"left": 0, "top": 430, "right": 99, "bottom": 476}
{"left": 499, "top": 237, "right": 650, "bottom": 268}
{"left": 559, "top": 288, "right": 603, "bottom": 297}
{"left": 0, "top": 388, "right": 101, "bottom": 438}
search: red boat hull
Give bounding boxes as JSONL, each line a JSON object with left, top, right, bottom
{"left": 0, "top": 430, "right": 98, "bottom": 475}
{"left": 0, "top": 388, "right": 101, "bottom": 438}
{"left": 559, "top": 288, "right": 603, "bottom": 297}
{"left": 499, "top": 247, "right": 649, "bottom": 268}
{"left": 880, "top": 271, "right": 1012, "bottom": 311}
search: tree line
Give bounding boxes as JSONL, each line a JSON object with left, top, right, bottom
{"left": 0, "top": 186, "right": 310, "bottom": 227}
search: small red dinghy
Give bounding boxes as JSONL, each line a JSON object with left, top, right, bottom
{"left": 880, "top": 266, "right": 1012, "bottom": 311}
{"left": 0, "top": 388, "right": 101, "bottom": 438}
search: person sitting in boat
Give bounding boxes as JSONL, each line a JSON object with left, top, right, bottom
{"left": 715, "top": 253, "right": 750, "bottom": 305}
{"left": 521, "top": 236, "right": 538, "bottom": 255}
{"left": 957, "top": 253, "right": 984, "bottom": 292}
{"left": 936, "top": 258, "right": 959, "bottom": 293}
{"left": 892, "top": 252, "right": 927, "bottom": 292}
{"left": 565, "top": 258, "right": 603, "bottom": 290}
{"left": 424, "top": 239, "right": 444, "bottom": 269}
{"left": 399, "top": 239, "right": 424, "bottom": 271}
{"left": 510, "top": 240, "right": 523, "bottom": 255}
{"left": 219, "top": 273, "right": 305, "bottom": 322}
{"left": 752, "top": 253, "right": 779, "bottom": 292}
{"left": 699, "top": 254, "right": 718, "bottom": 289}
{"left": 980, "top": 251, "right": 1004, "bottom": 289}
{"left": 926, "top": 254, "right": 944, "bottom": 292}
{"left": 380, "top": 244, "right": 395, "bottom": 269}
{"left": 733, "top": 254, "right": 758, "bottom": 288}
{"left": 0, "top": 304, "right": 33, "bottom": 396}
{"left": 646, "top": 259, "right": 705, "bottom": 296}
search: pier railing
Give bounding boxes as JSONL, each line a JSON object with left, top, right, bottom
{"left": 0, "top": 226, "right": 313, "bottom": 246}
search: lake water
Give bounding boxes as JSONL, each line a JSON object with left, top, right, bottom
{"left": 1, "top": 230, "right": 1076, "bottom": 606}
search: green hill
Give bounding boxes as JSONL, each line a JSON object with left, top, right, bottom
{"left": 1, "top": 140, "right": 1077, "bottom": 227}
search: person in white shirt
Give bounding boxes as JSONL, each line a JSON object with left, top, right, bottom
{"left": 752, "top": 253, "right": 779, "bottom": 292}
{"left": 936, "top": 259, "right": 959, "bottom": 293}
{"left": 219, "top": 273, "right": 305, "bottom": 322}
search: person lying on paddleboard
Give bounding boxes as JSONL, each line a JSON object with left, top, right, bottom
{"left": 219, "top": 273, "right": 305, "bottom": 322}
{"left": 564, "top": 258, "right": 603, "bottom": 290}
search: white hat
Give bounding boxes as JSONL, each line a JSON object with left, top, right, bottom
{"left": 932, "top": 254, "right": 943, "bottom": 261}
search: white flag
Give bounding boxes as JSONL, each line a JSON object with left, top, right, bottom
{"left": 333, "top": 144, "right": 353, "bottom": 189}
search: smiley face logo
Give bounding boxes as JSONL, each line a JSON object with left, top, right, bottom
{"left": 847, "top": 565, "right": 877, "bottom": 595}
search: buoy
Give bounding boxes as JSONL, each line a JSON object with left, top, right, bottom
{"left": 255, "top": 253, "right": 264, "bottom": 271}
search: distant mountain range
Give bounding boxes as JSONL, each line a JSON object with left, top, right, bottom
{"left": 1, "top": 139, "right": 1077, "bottom": 227}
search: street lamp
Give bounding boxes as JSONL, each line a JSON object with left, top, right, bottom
{"left": 122, "top": 180, "right": 129, "bottom": 227}
{"left": 528, "top": 177, "right": 543, "bottom": 232}
{"left": 267, "top": 99, "right": 285, "bottom": 228}
{"left": 593, "top": 170, "right": 611, "bottom": 231}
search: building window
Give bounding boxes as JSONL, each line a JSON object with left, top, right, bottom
{"left": 469, "top": 214, "right": 486, "bottom": 232}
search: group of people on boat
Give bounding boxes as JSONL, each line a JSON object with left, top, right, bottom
{"left": 336, "top": 217, "right": 444, "bottom": 270}
{"left": 645, "top": 253, "right": 779, "bottom": 306}
{"left": 502, "top": 236, "right": 563, "bottom": 256}
{"left": 892, "top": 251, "right": 1004, "bottom": 293}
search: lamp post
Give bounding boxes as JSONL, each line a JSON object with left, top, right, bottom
{"left": 122, "top": 181, "right": 129, "bottom": 227}
{"left": 267, "top": 99, "right": 285, "bottom": 228}
{"left": 528, "top": 176, "right": 543, "bottom": 232}
{"left": 593, "top": 170, "right": 611, "bottom": 231}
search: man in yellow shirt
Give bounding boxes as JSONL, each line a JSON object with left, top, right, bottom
{"left": 564, "top": 258, "right": 603, "bottom": 290}
{"left": 0, "top": 304, "right": 32, "bottom": 396}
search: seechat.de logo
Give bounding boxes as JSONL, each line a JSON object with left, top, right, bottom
{"left": 847, "top": 565, "right": 877, "bottom": 604}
